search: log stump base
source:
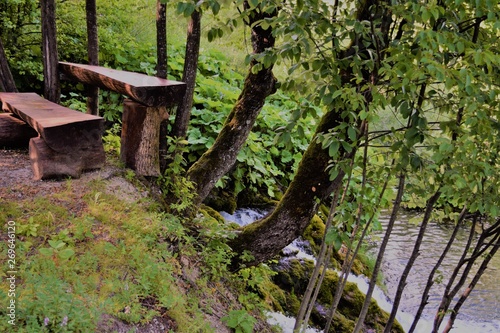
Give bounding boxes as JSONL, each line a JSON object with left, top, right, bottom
{"left": 29, "top": 137, "right": 105, "bottom": 180}
{"left": 120, "top": 99, "right": 168, "bottom": 177}
{"left": 0, "top": 113, "right": 38, "bottom": 148}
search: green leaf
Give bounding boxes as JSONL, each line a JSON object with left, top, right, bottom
{"left": 347, "top": 126, "right": 357, "bottom": 141}
{"left": 329, "top": 168, "right": 339, "bottom": 181}
{"left": 329, "top": 141, "right": 340, "bottom": 157}
{"left": 211, "top": 2, "right": 221, "bottom": 15}
{"left": 39, "top": 248, "right": 54, "bottom": 256}
{"left": 400, "top": 101, "right": 411, "bottom": 118}
{"left": 48, "top": 239, "right": 65, "bottom": 249}
{"left": 58, "top": 248, "right": 75, "bottom": 260}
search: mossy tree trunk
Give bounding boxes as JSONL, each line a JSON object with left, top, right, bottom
{"left": 228, "top": 108, "right": 353, "bottom": 267}
{"left": 186, "top": 3, "right": 278, "bottom": 205}
{"left": 228, "top": 0, "right": 391, "bottom": 268}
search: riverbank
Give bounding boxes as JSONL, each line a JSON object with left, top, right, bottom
{"left": 0, "top": 148, "right": 275, "bottom": 332}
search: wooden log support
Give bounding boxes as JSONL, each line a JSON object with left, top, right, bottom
{"left": 121, "top": 99, "right": 168, "bottom": 176}
{"left": 0, "top": 113, "right": 38, "bottom": 148}
{"left": 0, "top": 92, "right": 106, "bottom": 180}
{"left": 29, "top": 137, "right": 105, "bottom": 180}
{"left": 59, "top": 62, "right": 186, "bottom": 107}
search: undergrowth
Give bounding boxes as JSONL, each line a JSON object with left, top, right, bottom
{"left": 0, "top": 149, "right": 276, "bottom": 332}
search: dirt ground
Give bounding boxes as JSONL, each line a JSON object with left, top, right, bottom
{"left": 0, "top": 148, "right": 146, "bottom": 204}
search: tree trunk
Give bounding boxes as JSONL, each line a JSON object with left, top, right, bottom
{"left": 41, "top": 0, "right": 60, "bottom": 103}
{"left": 383, "top": 190, "right": 441, "bottom": 333}
{"left": 228, "top": 109, "right": 352, "bottom": 267}
{"left": 171, "top": 9, "right": 201, "bottom": 139}
{"left": 156, "top": 0, "right": 168, "bottom": 173}
{"left": 0, "top": 38, "right": 17, "bottom": 92}
{"left": 225, "top": 0, "right": 390, "bottom": 268}
{"left": 156, "top": 1, "right": 167, "bottom": 79}
{"left": 186, "top": 4, "right": 277, "bottom": 205}
{"left": 86, "top": 0, "right": 99, "bottom": 116}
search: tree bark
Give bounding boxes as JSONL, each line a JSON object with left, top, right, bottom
{"left": 353, "top": 174, "right": 406, "bottom": 333}
{"left": 442, "top": 225, "right": 500, "bottom": 333}
{"left": 227, "top": 0, "right": 388, "bottom": 269}
{"left": 41, "top": 0, "right": 60, "bottom": 103}
{"left": 156, "top": 0, "right": 168, "bottom": 173}
{"left": 0, "top": 38, "right": 17, "bottom": 92}
{"left": 171, "top": 9, "right": 201, "bottom": 139}
{"left": 186, "top": 4, "right": 278, "bottom": 205}
{"left": 156, "top": 0, "right": 167, "bottom": 79}
{"left": 86, "top": 0, "right": 99, "bottom": 116}
{"left": 228, "top": 109, "right": 352, "bottom": 267}
{"left": 120, "top": 99, "right": 168, "bottom": 176}
{"left": 408, "top": 206, "right": 467, "bottom": 333}
{"left": 383, "top": 190, "right": 441, "bottom": 333}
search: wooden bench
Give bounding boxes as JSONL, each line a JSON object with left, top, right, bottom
{"left": 59, "top": 62, "right": 186, "bottom": 176}
{"left": 0, "top": 92, "right": 105, "bottom": 180}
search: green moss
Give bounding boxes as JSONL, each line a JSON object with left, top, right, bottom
{"left": 204, "top": 190, "right": 238, "bottom": 213}
{"left": 0, "top": 201, "right": 21, "bottom": 221}
{"left": 268, "top": 259, "right": 404, "bottom": 333}
{"left": 302, "top": 214, "right": 326, "bottom": 253}
{"left": 199, "top": 204, "right": 226, "bottom": 224}
{"left": 330, "top": 312, "right": 356, "bottom": 332}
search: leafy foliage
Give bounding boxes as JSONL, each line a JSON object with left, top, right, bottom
{"left": 221, "top": 309, "right": 257, "bottom": 333}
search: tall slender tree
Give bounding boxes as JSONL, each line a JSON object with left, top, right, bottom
{"left": 156, "top": 0, "right": 169, "bottom": 173}
{"left": 86, "top": 0, "right": 99, "bottom": 115}
{"left": 40, "top": 0, "right": 60, "bottom": 103}
{"left": 171, "top": 8, "right": 201, "bottom": 139}
{"left": 156, "top": 0, "right": 167, "bottom": 79}
{"left": 0, "top": 38, "right": 17, "bottom": 92}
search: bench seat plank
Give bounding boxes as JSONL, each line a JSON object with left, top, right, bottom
{"left": 59, "top": 62, "right": 186, "bottom": 107}
{"left": 0, "top": 92, "right": 104, "bottom": 154}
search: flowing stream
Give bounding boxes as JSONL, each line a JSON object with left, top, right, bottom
{"left": 221, "top": 208, "right": 500, "bottom": 332}
{"left": 367, "top": 213, "right": 500, "bottom": 332}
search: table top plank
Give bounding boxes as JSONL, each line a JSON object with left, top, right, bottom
{"left": 59, "top": 62, "right": 186, "bottom": 107}
{"left": 0, "top": 92, "right": 104, "bottom": 153}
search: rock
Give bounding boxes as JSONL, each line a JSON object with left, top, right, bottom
{"left": 268, "top": 258, "right": 404, "bottom": 333}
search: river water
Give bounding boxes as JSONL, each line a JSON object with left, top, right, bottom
{"left": 221, "top": 208, "right": 500, "bottom": 332}
{"left": 368, "top": 213, "right": 500, "bottom": 332}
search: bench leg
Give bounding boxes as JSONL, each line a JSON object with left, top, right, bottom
{"left": 0, "top": 113, "right": 38, "bottom": 148}
{"left": 29, "top": 137, "right": 105, "bottom": 180}
{"left": 120, "top": 99, "right": 168, "bottom": 176}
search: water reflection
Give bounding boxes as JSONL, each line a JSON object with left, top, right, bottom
{"left": 370, "top": 213, "right": 500, "bottom": 329}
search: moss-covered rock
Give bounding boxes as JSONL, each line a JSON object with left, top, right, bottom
{"left": 302, "top": 214, "right": 326, "bottom": 253}
{"left": 302, "top": 214, "right": 369, "bottom": 276}
{"left": 269, "top": 258, "right": 404, "bottom": 333}
{"left": 199, "top": 204, "right": 226, "bottom": 224}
